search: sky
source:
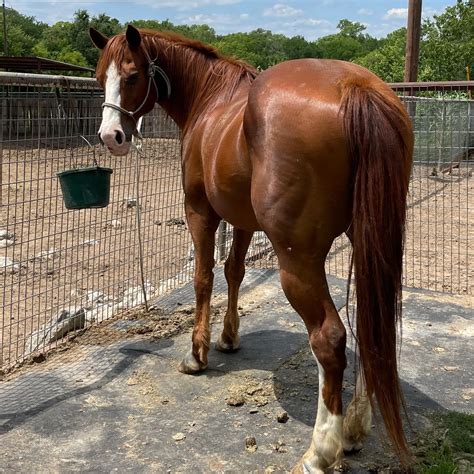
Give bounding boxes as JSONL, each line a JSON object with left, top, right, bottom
{"left": 11, "top": 0, "right": 453, "bottom": 40}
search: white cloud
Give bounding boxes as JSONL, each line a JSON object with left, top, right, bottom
{"left": 269, "top": 18, "right": 334, "bottom": 40}
{"left": 136, "top": 0, "right": 242, "bottom": 11}
{"left": 263, "top": 3, "right": 303, "bottom": 18}
{"left": 184, "top": 12, "right": 247, "bottom": 26}
{"left": 287, "top": 18, "right": 331, "bottom": 27}
{"left": 384, "top": 8, "right": 408, "bottom": 20}
{"left": 422, "top": 7, "right": 442, "bottom": 18}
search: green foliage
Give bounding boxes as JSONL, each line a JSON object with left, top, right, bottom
{"left": 355, "top": 28, "right": 407, "bottom": 82}
{"left": 215, "top": 29, "right": 288, "bottom": 69}
{"left": 415, "top": 411, "right": 474, "bottom": 473}
{"left": 355, "top": 0, "right": 474, "bottom": 82}
{"left": 2, "top": 2, "right": 473, "bottom": 82}
{"left": 0, "top": 7, "right": 47, "bottom": 55}
{"left": 57, "top": 48, "right": 88, "bottom": 67}
{"left": 419, "top": 0, "right": 474, "bottom": 80}
{"left": 337, "top": 19, "right": 367, "bottom": 38}
{"left": 32, "top": 22, "right": 73, "bottom": 58}
{"left": 314, "top": 19, "right": 382, "bottom": 62}
{"left": 282, "top": 35, "right": 319, "bottom": 60}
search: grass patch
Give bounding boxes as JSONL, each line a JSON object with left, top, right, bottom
{"left": 414, "top": 411, "right": 474, "bottom": 473}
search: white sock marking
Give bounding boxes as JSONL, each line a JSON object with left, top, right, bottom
{"left": 302, "top": 350, "right": 343, "bottom": 472}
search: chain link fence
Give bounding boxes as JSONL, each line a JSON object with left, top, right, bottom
{"left": 1, "top": 73, "right": 472, "bottom": 372}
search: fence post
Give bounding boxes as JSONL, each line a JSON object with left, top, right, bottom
{"left": 217, "top": 221, "right": 227, "bottom": 262}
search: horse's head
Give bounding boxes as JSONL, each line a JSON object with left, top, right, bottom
{"left": 90, "top": 25, "right": 170, "bottom": 156}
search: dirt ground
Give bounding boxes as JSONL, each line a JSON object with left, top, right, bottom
{"left": 1, "top": 138, "right": 192, "bottom": 368}
{"left": 1, "top": 137, "right": 473, "bottom": 371}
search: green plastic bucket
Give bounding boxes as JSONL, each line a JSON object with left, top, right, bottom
{"left": 57, "top": 166, "right": 113, "bottom": 210}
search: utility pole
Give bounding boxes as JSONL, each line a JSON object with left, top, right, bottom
{"left": 2, "top": 0, "right": 7, "bottom": 55}
{"left": 404, "top": 0, "right": 422, "bottom": 82}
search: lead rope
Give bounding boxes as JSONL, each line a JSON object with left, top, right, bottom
{"left": 131, "top": 116, "right": 149, "bottom": 312}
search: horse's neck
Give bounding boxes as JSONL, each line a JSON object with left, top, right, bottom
{"left": 152, "top": 38, "right": 246, "bottom": 133}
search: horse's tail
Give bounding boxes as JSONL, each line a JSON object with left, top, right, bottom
{"left": 339, "top": 77, "right": 413, "bottom": 463}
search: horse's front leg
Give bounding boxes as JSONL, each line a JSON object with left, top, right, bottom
{"left": 178, "top": 197, "right": 220, "bottom": 374}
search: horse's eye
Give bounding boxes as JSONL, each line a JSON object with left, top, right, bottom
{"left": 125, "top": 72, "right": 139, "bottom": 84}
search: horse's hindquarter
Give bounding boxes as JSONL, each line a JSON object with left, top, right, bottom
{"left": 244, "top": 59, "right": 358, "bottom": 250}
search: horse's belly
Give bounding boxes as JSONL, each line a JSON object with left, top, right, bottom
{"left": 202, "top": 110, "right": 261, "bottom": 232}
{"left": 206, "top": 176, "right": 261, "bottom": 232}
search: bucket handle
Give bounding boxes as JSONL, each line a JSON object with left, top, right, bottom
{"left": 80, "top": 135, "right": 99, "bottom": 167}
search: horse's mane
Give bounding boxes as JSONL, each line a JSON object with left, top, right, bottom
{"left": 97, "top": 29, "right": 259, "bottom": 134}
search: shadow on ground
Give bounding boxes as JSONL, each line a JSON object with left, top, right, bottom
{"left": 0, "top": 269, "right": 472, "bottom": 472}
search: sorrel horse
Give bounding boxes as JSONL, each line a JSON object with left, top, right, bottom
{"left": 90, "top": 25, "right": 413, "bottom": 472}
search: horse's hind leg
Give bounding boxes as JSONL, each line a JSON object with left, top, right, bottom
{"left": 178, "top": 198, "right": 220, "bottom": 374}
{"left": 341, "top": 229, "right": 373, "bottom": 453}
{"left": 278, "top": 253, "right": 346, "bottom": 473}
{"left": 343, "top": 370, "right": 372, "bottom": 452}
{"left": 216, "top": 228, "right": 253, "bottom": 352}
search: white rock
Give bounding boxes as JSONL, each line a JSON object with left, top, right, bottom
{"left": 25, "top": 306, "right": 86, "bottom": 356}
{"left": 123, "top": 197, "right": 137, "bottom": 208}
{"left": 86, "top": 290, "right": 106, "bottom": 305}
{"left": 82, "top": 239, "right": 99, "bottom": 246}
{"left": 0, "top": 256, "right": 20, "bottom": 273}
{"left": 122, "top": 282, "right": 156, "bottom": 308}
{"left": 110, "top": 219, "right": 122, "bottom": 228}
{"left": 0, "top": 239, "right": 14, "bottom": 248}
{"left": 36, "top": 248, "right": 58, "bottom": 260}
{"left": 0, "top": 229, "right": 14, "bottom": 240}
{"left": 85, "top": 304, "right": 115, "bottom": 324}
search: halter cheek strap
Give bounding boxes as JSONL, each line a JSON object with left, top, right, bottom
{"left": 101, "top": 44, "right": 171, "bottom": 137}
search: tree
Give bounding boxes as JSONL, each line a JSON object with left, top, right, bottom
{"left": 57, "top": 48, "right": 88, "bottom": 68}
{"left": 355, "top": 28, "right": 406, "bottom": 82}
{"left": 337, "top": 19, "right": 366, "bottom": 38}
{"left": 283, "top": 35, "right": 319, "bottom": 60}
{"left": 419, "top": 0, "right": 474, "bottom": 80}
{"left": 182, "top": 24, "right": 217, "bottom": 44}
{"left": 32, "top": 21, "right": 73, "bottom": 58}
{"left": 313, "top": 19, "right": 381, "bottom": 61}
{"left": 0, "top": 7, "right": 47, "bottom": 55}
{"left": 215, "top": 29, "right": 289, "bottom": 69}
{"left": 214, "top": 32, "right": 263, "bottom": 67}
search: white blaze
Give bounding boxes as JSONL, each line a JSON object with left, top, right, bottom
{"left": 99, "top": 62, "right": 122, "bottom": 135}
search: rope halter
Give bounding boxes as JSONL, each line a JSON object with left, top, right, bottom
{"left": 101, "top": 43, "right": 171, "bottom": 138}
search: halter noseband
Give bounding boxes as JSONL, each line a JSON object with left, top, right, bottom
{"left": 101, "top": 44, "right": 171, "bottom": 137}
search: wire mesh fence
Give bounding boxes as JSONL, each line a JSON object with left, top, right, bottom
{"left": 1, "top": 73, "right": 473, "bottom": 372}
{"left": 1, "top": 73, "right": 190, "bottom": 370}
{"left": 223, "top": 83, "right": 474, "bottom": 296}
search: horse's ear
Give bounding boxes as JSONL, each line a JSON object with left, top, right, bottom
{"left": 126, "top": 25, "right": 141, "bottom": 50}
{"left": 89, "top": 27, "right": 109, "bottom": 50}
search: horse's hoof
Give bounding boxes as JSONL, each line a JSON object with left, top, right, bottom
{"left": 178, "top": 351, "right": 207, "bottom": 374}
{"left": 291, "top": 460, "right": 325, "bottom": 474}
{"left": 290, "top": 460, "right": 305, "bottom": 474}
{"left": 215, "top": 334, "right": 240, "bottom": 353}
{"left": 343, "top": 441, "right": 363, "bottom": 455}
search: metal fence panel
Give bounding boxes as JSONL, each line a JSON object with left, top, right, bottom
{"left": 1, "top": 73, "right": 191, "bottom": 370}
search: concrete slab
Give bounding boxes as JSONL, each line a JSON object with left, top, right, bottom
{"left": 0, "top": 269, "right": 472, "bottom": 472}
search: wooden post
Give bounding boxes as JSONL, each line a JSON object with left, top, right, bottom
{"left": 404, "top": 0, "right": 423, "bottom": 82}
{"left": 2, "top": 0, "right": 7, "bottom": 55}
{"left": 217, "top": 221, "right": 227, "bottom": 262}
